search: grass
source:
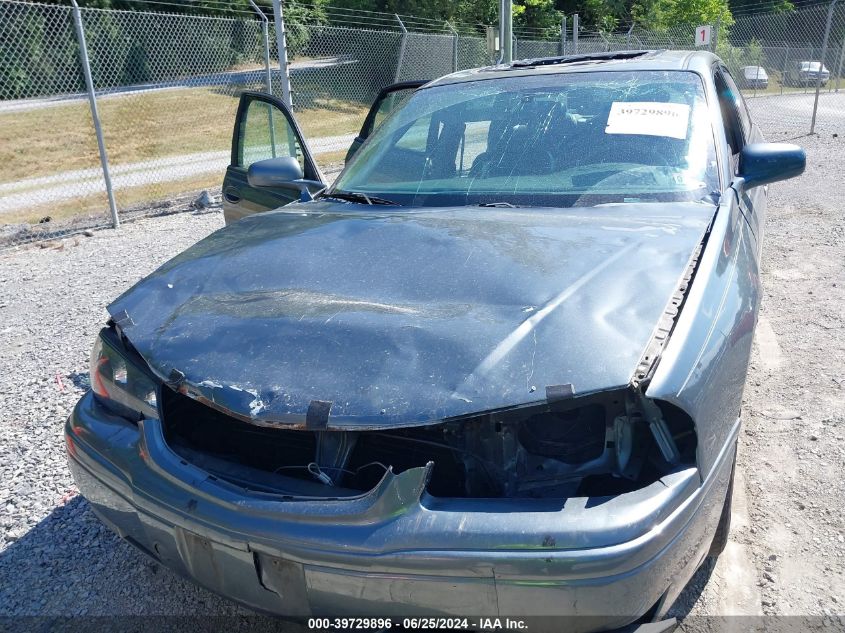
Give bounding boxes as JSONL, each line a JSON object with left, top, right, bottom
{"left": 0, "top": 87, "right": 369, "bottom": 185}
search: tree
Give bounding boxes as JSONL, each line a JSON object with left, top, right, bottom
{"left": 514, "top": 0, "right": 563, "bottom": 33}
{"left": 729, "top": 0, "right": 794, "bottom": 16}
{"left": 630, "top": 0, "right": 733, "bottom": 30}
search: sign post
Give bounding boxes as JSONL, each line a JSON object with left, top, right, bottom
{"left": 695, "top": 25, "right": 712, "bottom": 48}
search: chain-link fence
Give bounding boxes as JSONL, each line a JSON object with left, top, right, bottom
{"left": 2, "top": 0, "right": 845, "bottom": 248}
{"left": 1, "top": 0, "right": 274, "bottom": 247}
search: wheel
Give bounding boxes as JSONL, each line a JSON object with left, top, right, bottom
{"left": 708, "top": 453, "right": 736, "bottom": 558}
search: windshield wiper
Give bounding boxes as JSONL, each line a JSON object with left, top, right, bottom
{"left": 323, "top": 190, "right": 400, "bottom": 206}
{"left": 477, "top": 201, "right": 516, "bottom": 208}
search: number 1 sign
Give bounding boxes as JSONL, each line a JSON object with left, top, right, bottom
{"left": 696, "top": 25, "right": 712, "bottom": 47}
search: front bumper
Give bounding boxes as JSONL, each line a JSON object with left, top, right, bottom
{"left": 797, "top": 74, "right": 829, "bottom": 83}
{"left": 66, "top": 391, "right": 737, "bottom": 632}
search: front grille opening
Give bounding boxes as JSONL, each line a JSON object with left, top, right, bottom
{"left": 160, "top": 386, "right": 696, "bottom": 500}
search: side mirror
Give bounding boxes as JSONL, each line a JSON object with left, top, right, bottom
{"left": 247, "top": 156, "right": 304, "bottom": 187}
{"left": 247, "top": 156, "right": 325, "bottom": 201}
{"left": 738, "top": 143, "right": 805, "bottom": 189}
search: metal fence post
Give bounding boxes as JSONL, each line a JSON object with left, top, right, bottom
{"left": 249, "top": 0, "right": 272, "bottom": 93}
{"left": 446, "top": 21, "right": 458, "bottom": 72}
{"left": 70, "top": 0, "right": 119, "bottom": 229}
{"left": 271, "top": 0, "right": 293, "bottom": 108}
{"left": 712, "top": 13, "right": 721, "bottom": 53}
{"left": 394, "top": 14, "right": 407, "bottom": 82}
{"left": 573, "top": 14, "right": 579, "bottom": 54}
{"left": 626, "top": 23, "right": 634, "bottom": 50}
{"left": 811, "top": 0, "right": 838, "bottom": 134}
{"left": 560, "top": 16, "right": 567, "bottom": 55}
{"left": 502, "top": 0, "right": 513, "bottom": 63}
{"left": 805, "top": 46, "right": 814, "bottom": 93}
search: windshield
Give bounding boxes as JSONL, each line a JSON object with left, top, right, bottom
{"left": 800, "top": 62, "right": 824, "bottom": 71}
{"left": 331, "top": 70, "right": 719, "bottom": 208}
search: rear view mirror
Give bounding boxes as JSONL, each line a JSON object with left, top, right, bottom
{"left": 247, "top": 156, "right": 304, "bottom": 187}
{"left": 738, "top": 143, "right": 805, "bottom": 189}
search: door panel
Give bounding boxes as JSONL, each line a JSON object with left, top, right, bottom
{"left": 223, "top": 92, "right": 322, "bottom": 224}
{"left": 345, "top": 81, "right": 426, "bottom": 163}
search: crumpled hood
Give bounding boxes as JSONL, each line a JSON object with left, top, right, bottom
{"left": 109, "top": 200, "right": 714, "bottom": 428}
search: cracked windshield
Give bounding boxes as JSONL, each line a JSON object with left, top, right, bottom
{"left": 332, "top": 70, "right": 719, "bottom": 207}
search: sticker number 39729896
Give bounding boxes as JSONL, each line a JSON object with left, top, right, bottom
{"left": 604, "top": 101, "right": 692, "bottom": 140}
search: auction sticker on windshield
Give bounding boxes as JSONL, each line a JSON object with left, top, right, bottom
{"left": 605, "top": 101, "right": 691, "bottom": 140}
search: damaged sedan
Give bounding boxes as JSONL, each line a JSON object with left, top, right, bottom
{"left": 66, "top": 50, "right": 805, "bottom": 632}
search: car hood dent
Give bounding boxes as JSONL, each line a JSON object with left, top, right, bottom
{"left": 109, "top": 201, "right": 715, "bottom": 428}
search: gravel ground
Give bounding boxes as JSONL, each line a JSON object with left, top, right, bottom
{"left": 0, "top": 134, "right": 843, "bottom": 625}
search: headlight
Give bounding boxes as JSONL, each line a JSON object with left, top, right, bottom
{"left": 90, "top": 332, "right": 159, "bottom": 421}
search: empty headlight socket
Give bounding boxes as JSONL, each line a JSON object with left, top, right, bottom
{"left": 627, "top": 389, "right": 681, "bottom": 466}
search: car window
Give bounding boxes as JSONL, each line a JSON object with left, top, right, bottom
{"left": 714, "top": 69, "right": 747, "bottom": 159}
{"left": 237, "top": 99, "right": 305, "bottom": 170}
{"left": 395, "top": 113, "right": 431, "bottom": 152}
{"left": 723, "top": 69, "right": 751, "bottom": 138}
{"left": 371, "top": 91, "right": 413, "bottom": 132}
{"left": 333, "top": 71, "right": 720, "bottom": 208}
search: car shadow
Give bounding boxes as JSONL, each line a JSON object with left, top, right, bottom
{"left": 668, "top": 555, "right": 718, "bottom": 619}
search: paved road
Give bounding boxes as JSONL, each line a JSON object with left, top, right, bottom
{"left": 0, "top": 57, "right": 358, "bottom": 114}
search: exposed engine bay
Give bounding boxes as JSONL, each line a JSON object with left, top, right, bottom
{"left": 161, "top": 386, "right": 697, "bottom": 500}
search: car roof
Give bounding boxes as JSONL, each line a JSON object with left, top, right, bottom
{"left": 426, "top": 50, "right": 719, "bottom": 88}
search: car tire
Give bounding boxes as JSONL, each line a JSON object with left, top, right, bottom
{"left": 708, "top": 453, "right": 736, "bottom": 558}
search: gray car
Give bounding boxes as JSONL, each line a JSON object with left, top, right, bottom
{"left": 740, "top": 65, "right": 769, "bottom": 89}
{"left": 66, "top": 50, "right": 805, "bottom": 632}
{"left": 784, "top": 60, "right": 830, "bottom": 87}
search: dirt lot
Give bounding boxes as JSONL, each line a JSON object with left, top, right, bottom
{"left": 0, "top": 133, "right": 843, "bottom": 627}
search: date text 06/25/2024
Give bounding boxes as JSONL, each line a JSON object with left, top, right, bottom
{"left": 307, "top": 618, "right": 529, "bottom": 630}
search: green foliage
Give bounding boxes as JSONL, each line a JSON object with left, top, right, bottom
{"left": 631, "top": 0, "right": 733, "bottom": 31}
{"left": 580, "top": 0, "right": 625, "bottom": 33}
{"left": 454, "top": 0, "right": 563, "bottom": 35}
{"left": 729, "top": 0, "right": 794, "bottom": 16}
{"left": 0, "top": 4, "right": 82, "bottom": 99}
{"left": 284, "top": 0, "right": 328, "bottom": 55}
{"left": 715, "top": 35, "right": 764, "bottom": 70}
{"left": 514, "top": 0, "right": 563, "bottom": 34}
